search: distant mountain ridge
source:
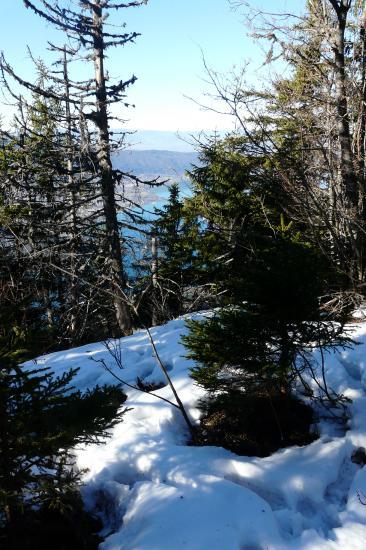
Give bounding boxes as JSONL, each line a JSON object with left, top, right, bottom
{"left": 123, "top": 130, "right": 198, "bottom": 152}
{"left": 111, "top": 149, "right": 199, "bottom": 206}
{"left": 112, "top": 149, "right": 199, "bottom": 178}
{"left": 121, "top": 129, "right": 227, "bottom": 152}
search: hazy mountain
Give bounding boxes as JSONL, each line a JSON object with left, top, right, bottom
{"left": 112, "top": 149, "right": 199, "bottom": 207}
{"left": 112, "top": 149, "right": 199, "bottom": 177}
{"left": 122, "top": 130, "right": 199, "bottom": 152}
{"left": 116, "top": 129, "right": 227, "bottom": 152}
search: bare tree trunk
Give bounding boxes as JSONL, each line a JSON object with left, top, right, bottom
{"left": 330, "top": 0, "right": 358, "bottom": 208}
{"left": 63, "top": 47, "right": 78, "bottom": 340}
{"left": 91, "top": 0, "right": 133, "bottom": 335}
{"left": 151, "top": 232, "right": 158, "bottom": 326}
{"left": 327, "top": 0, "right": 365, "bottom": 283}
{"left": 357, "top": 5, "right": 366, "bottom": 213}
{"left": 354, "top": 5, "right": 366, "bottom": 283}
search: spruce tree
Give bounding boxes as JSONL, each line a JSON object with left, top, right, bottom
{"left": 230, "top": 0, "right": 366, "bottom": 290}
{"left": 0, "top": 52, "right": 130, "bottom": 347}
{"left": 183, "top": 135, "right": 350, "bottom": 456}
{"left": 184, "top": 135, "right": 276, "bottom": 303}
{"left": 22, "top": 0, "right": 150, "bottom": 336}
{"left": 152, "top": 183, "right": 198, "bottom": 321}
{"left": 0, "top": 342, "right": 127, "bottom": 548}
{"left": 184, "top": 225, "right": 348, "bottom": 455}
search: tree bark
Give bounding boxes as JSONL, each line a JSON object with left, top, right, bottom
{"left": 151, "top": 232, "right": 158, "bottom": 326}
{"left": 91, "top": 0, "right": 133, "bottom": 335}
{"left": 330, "top": 0, "right": 358, "bottom": 208}
{"left": 357, "top": 4, "right": 366, "bottom": 213}
{"left": 63, "top": 47, "right": 79, "bottom": 340}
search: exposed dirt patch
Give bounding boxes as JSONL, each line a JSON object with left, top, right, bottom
{"left": 197, "top": 393, "right": 318, "bottom": 457}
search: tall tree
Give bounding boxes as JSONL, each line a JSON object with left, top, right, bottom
{"left": 0, "top": 338, "right": 127, "bottom": 548}
{"left": 213, "top": 0, "right": 366, "bottom": 294}
{"left": 184, "top": 135, "right": 278, "bottom": 303}
{"left": 152, "top": 183, "right": 199, "bottom": 321}
{"left": 0, "top": 58, "right": 117, "bottom": 348}
{"left": 183, "top": 134, "right": 349, "bottom": 456}
{"left": 23, "top": 0, "right": 149, "bottom": 335}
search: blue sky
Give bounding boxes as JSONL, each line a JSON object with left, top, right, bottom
{"left": 1, "top": 1, "right": 299, "bottom": 133}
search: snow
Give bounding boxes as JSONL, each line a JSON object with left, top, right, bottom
{"left": 101, "top": 476, "right": 282, "bottom": 550}
{"left": 24, "top": 314, "right": 366, "bottom": 549}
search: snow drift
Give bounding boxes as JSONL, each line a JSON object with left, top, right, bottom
{"left": 24, "top": 314, "right": 366, "bottom": 549}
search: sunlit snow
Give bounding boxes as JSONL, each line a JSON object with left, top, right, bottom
{"left": 24, "top": 313, "right": 366, "bottom": 549}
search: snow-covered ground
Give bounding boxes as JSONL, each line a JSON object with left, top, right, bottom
{"left": 24, "top": 314, "right": 366, "bottom": 549}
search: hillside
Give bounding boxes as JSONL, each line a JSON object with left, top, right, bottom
{"left": 112, "top": 149, "right": 199, "bottom": 178}
{"left": 112, "top": 149, "right": 198, "bottom": 206}
{"left": 24, "top": 314, "right": 366, "bottom": 549}
{"left": 121, "top": 130, "right": 200, "bottom": 152}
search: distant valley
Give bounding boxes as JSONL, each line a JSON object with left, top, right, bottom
{"left": 112, "top": 149, "right": 199, "bottom": 206}
{"left": 112, "top": 149, "right": 199, "bottom": 177}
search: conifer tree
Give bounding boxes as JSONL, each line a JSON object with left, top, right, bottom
{"left": 0, "top": 73, "right": 66, "bottom": 348}
{"left": 183, "top": 133, "right": 350, "bottom": 455}
{"left": 0, "top": 332, "right": 127, "bottom": 548}
{"left": 184, "top": 221, "right": 348, "bottom": 454}
{"left": 0, "top": 61, "right": 112, "bottom": 348}
{"left": 224, "top": 0, "right": 366, "bottom": 293}
{"left": 184, "top": 135, "right": 276, "bottom": 302}
{"left": 22, "top": 0, "right": 150, "bottom": 335}
{"left": 152, "top": 183, "right": 198, "bottom": 321}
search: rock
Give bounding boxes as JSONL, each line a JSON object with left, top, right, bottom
{"left": 351, "top": 447, "right": 366, "bottom": 466}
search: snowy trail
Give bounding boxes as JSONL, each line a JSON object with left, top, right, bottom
{"left": 25, "top": 316, "right": 366, "bottom": 549}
